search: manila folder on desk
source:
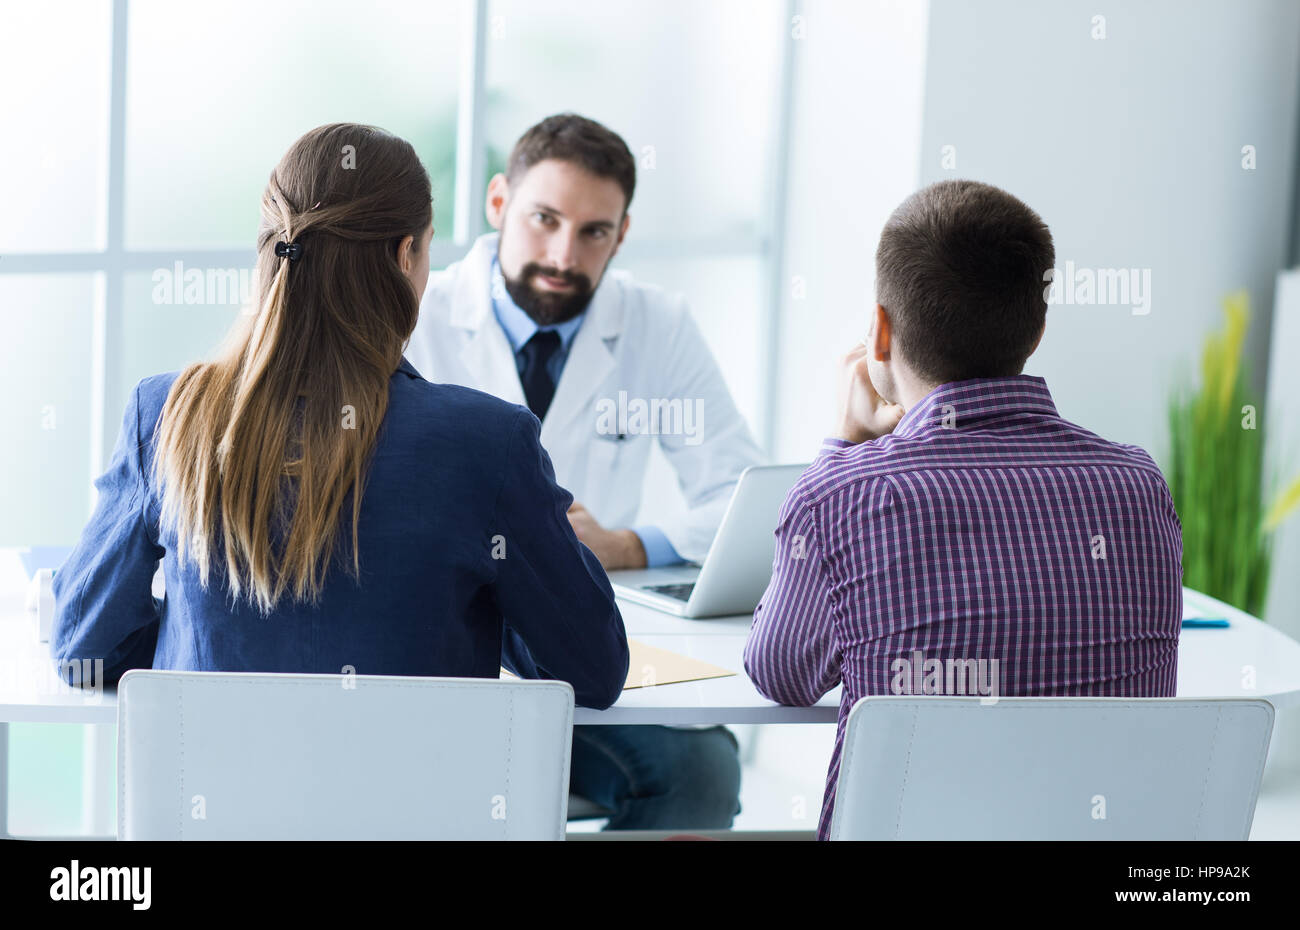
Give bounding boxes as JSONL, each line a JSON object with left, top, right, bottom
{"left": 622, "top": 639, "right": 735, "bottom": 690}
{"left": 499, "top": 638, "right": 735, "bottom": 690}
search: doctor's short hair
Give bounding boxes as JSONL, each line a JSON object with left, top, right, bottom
{"left": 506, "top": 113, "right": 636, "bottom": 212}
{"left": 875, "top": 179, "right": 1054, "bottom": 385}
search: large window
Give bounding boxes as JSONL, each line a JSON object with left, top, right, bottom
{"left": 0, "top": 0, "right": 793, "bottom": 547}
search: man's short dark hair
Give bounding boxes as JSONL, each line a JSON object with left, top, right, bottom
{"left": 506, "top": 113, "right": 635, "bottom": 212}
{"left": 875, "top": 179, "right": 1054, "bottom": 384}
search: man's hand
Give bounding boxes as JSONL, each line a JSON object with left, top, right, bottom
{"left": 567, "top": 502, "right": 647, "bottom": 570}
{"left": 835, "top": 343, "right": 904, "bottom": 444}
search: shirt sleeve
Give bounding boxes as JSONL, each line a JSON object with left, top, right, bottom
{"left": 491, "top": 409, "right": 630, "bottom": 710}
{"left": 630, "top": 525, "right": 684, "bottom": 567}
{"left": 743, "top": 484, "right": 841, "bottom": 706}
{"left": 51, "top": 382, "right": 164, "bottom": 687}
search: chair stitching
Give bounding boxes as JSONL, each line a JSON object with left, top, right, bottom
{"left": 556, "top": 706, "right": 573, "bottom": 840}
{"left": 178, "top": 681, "right": 185, "bottom": 839}
{"left": 1193, "top": 705, "right": 1223, "bottom": 840}
{"left": 504, "top": 688, "right": 512, "bottom": 841}
{"left": 894, "top": 704, "right": 918, "bottom": 839}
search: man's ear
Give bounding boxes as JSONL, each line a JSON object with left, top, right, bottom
{"left": 484, "top": 173, "right": 508, "bottom": 230}
{"left": 872, "top": 303, "right": 893, "bottom": 362}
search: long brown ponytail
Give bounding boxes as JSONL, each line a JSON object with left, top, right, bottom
{"left": 153, "top": 123, "right": 432, "bottom": 613}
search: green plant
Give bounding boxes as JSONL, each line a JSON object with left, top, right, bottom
{"left": 1165, "top": 290, "right": 1300, "bottom": 616}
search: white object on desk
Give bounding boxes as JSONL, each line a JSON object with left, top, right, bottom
{"left": 610, "top": 463, "right": 807, "bottom": 618}
{"left": 21, "top": 565, "right": 161, "bottom": 646}
{"left": 24, "top": 568, "right": 54, "bottom": 643}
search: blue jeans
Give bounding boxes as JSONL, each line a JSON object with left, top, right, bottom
{"left": 569, "top": 724, "right": 742, "bottom": 830}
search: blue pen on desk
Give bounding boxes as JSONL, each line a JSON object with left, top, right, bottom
{"left": 1181, "top": 617, "right": 1230, "bottom": 628}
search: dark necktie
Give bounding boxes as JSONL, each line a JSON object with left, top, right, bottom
{"left": 519, "top": 329, "right": 562, "bottom": 421}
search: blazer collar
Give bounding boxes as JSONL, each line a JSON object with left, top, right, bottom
{"left": 446, "top": 232, "right": 625, "bottom": 428}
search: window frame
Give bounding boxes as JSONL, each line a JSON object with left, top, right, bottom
{"left": 0, "top": 0, "right": 798, "bottom": 517}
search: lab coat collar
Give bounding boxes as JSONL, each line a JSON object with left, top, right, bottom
{"left": 452, "top": 232, "right": 623, "bottom": 436}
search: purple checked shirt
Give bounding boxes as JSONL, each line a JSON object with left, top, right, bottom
{"left": 743, "top": 375, "right": 1183, "bottom": 840}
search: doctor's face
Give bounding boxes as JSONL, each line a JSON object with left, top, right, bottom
{"left": 489, "top": 158, "right": 629, "bottom": 326}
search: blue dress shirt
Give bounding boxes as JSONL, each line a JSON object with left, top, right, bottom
{"left": 489, "top": 258, "right": 682, "bottom": 567}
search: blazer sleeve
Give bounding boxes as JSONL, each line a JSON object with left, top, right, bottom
{"left": 51, "top": 381, "right": 164, "bottom": 687}
{"left": 491, "top": 408, "right": 629, "bottom": 709}
{"left": 651, "top": 297, "right": 766, "bottom": 562}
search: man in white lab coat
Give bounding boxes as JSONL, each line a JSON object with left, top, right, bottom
{"left": 406, "top": 113, "right": 763, "bottom": 829}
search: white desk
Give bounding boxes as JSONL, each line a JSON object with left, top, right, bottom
{"left": 598, "top": 589, "right": 1300, "bottom": 718}
{"left": 3, "top": 544, "right": 1300, "bottom": 835}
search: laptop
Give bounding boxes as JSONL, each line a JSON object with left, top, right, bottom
{"left": 608, "top": 463, "right": 808, "bottom": 618}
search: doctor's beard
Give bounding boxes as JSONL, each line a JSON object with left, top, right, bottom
{"left": 500, "top": 258, "right": 600, "bottom": 326}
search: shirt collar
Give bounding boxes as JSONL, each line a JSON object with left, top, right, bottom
{"left": 490, "top": 255, "right": 586, "bottom": 354}
{"left": 892, "top": 374, "right": 1059, "bottom": 439}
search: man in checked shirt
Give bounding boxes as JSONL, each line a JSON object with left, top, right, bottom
{"left": 743, "top": 179, "right": 1183, "bottom": 840}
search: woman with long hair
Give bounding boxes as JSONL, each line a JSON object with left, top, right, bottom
{"left": 52, "top": 123, "right": 628, "bottom": 709}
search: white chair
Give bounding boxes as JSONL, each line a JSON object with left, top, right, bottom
{"left": 117, "top": 670, "right": 575, "bottom": 840}
{"left": 830, "top": 696, "right": 1274, "bottom": 840}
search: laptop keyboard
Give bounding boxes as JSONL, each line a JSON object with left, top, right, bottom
{"left": 644, "top": 582, "right": 696, "bottom": 602}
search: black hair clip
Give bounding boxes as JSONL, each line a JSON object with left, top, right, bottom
{"left": 274, "top": 240, "right": 303, "bottom": 262}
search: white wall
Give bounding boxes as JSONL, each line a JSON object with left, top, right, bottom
{"left": 1265, "top": 270, "right": 1300, "bottom": 634}
{"left": 771, "top": 0, "right": 931, "bottom": 463}
{"left": 1264, "top": 270, "right": 1300, "bottom": 772}
{"left": 919, "top": 0, "right": 1300, "bottom": 778}
{"left": 634, "top": 0, "right": 930, "bottom": 537}
{"left": 755, "top": 0, "right": 930, "bottom": 791}
{"left": 918, "top": 0, "right": 1300, "bottom": 457}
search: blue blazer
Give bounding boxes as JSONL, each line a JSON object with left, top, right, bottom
{"left": 52, "top": 358, "right": 629, "bottom": 709}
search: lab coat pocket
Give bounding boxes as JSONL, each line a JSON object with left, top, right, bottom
{"left": 583, "top": 432, "right": 628, "bottom": 514}
{"left": 588, "top": 430, "right": 626, "bottom": 473}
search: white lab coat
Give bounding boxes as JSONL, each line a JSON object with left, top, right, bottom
{"left": 405, "top": 232, "right": 764, "bottom": 562}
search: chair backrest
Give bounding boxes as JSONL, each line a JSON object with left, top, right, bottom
{"left": 830, "top": 697, "right": 1274, "bottom": 840}
{"left": 117, "top": 670, "right": 575, "bottom": 840}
